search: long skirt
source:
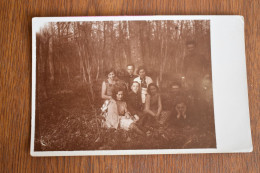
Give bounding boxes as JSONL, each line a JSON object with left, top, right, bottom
{"left": 119, "top": 116, "right": 134, "bottom": 131}
{"left": 101, "top": 100, "right": 119, "bottom": 129}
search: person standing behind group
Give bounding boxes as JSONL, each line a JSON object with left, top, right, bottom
{"left": 183, "top": 40, "right": 209, "bottom": 98}
{"left": 126, "top": 64, "right": 138, "bottom": 91}
{"left": 134, "top": 66, "right": 153, "bottom": 104}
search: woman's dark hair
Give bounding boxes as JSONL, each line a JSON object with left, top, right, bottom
{"left": 112, "top": 87, "right": 125, "bottom": 101}
{"left": 137, "top": 66, "right": 146, "bottom": 74}
{"left": 147, "top": 83, "right": 159, "bottom": 95}
{"left": 105, "top": 68, "right": 116, "bottom": 77}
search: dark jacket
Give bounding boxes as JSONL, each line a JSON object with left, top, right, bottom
{"left": 127, "top": 91, "right": 143, "bottom": 115}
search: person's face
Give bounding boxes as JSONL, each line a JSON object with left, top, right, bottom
{"left": 187, "top": 44, "right": 195, "bottom": 53}
{"left": 108, "top": 71, "right": 115, "bottom": 80}
{"left": 131, "top": 83, "right": 139, "bottom": 93}
{"left": 127, "top": 66, "right": 134, "bottom": 75}
{"left": 149, "top": 86, "right": 158, "bottom": 95}
{"left": 139, "top": 69, "right": 146, "bottom": 78}
{"left": 176, "top": 103, "right": 186, "bottom": 114}
{"left": 116, "top": 91, "right": 124, "bottom": 101}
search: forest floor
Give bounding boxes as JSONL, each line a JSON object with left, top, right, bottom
{"left": 35, "top": 88, "right": 216, "bottom": 151}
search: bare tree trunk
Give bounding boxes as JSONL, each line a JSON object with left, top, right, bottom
{"left": 48, "top": 37, "right": 54, "bottom": 83}
{"left": 95, "top": 58, "right": 100, "bottom": 81}
{"left": 129, "top": 21, "right": 143, "bottom": 68}
{"left": 78, "top": 43, "right": 87, "bottom": 83}
{"left": 160, "top": 21, "right": 169, "bottom": 83}
{"left": 124, "top": 21, "right": 132, "bottom": 65}
{"left": 101, "top": 22, "right": 106, "bottom": 74}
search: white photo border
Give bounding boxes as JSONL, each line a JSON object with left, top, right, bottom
{"left": 31, "top": 15, "right": 252, "bottom": 156}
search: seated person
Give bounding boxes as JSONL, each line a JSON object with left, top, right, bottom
{"left": 101, "top": 69, "right": 117, "bottom": 100}
{"left": 127, "top": 82, "right": 143, "bottom": 115}
{"left": 134, "top": 66, "right": 153, "bottom": 104}
{"left": 170, "top": 97, "right": 198, "bottom": 129}
{"left": 126, "top": 64, "right": 138, "bottom": 91}
{"left": 100, "top": 69, "right": 120, "bottom": 129}
{"left": 102, "top": 87, "right": 145, "bottom": 136}
{"left": 127, "top": 81, "right": 146, "bottom": 126}
{"left": 101, "top": 68, "right": 127, "bottom": 101}
{"left": 144, "top": 83, "right": 170, "bottom": 127}
{"left": 176, "top": 102, "right": 187, "bottom": 120}
{"left": 100, "top": 99, "right": 119, "bottom": 129}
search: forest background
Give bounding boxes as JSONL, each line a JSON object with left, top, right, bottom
{"left": 35, "top": 20, "right": 213, "bottom": 151}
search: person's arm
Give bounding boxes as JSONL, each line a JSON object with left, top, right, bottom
{"left": 144, "top": 95, "right": 156, "bottom": 116}
{"left": 101, "top": 81, "right": 112, "bottom": 100}
{"left": 156, "top": 95, "right": 162, "bottom": 116}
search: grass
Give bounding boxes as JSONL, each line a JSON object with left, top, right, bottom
{"left": 34, "top": 87, "right": 216, "bottom": 151}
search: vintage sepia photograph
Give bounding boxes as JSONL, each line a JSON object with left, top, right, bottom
{"left": 33, "top": 18, "right": 216, "bottom": 152}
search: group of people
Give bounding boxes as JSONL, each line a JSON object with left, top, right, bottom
{"left": 99, "top": 40, "right": 211, "bottom": 139}
{"left": 100, "top": 65, "right": 169, "bottom": 137}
